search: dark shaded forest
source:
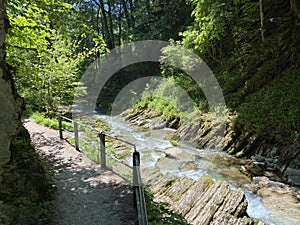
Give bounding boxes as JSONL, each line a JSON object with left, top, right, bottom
{"left": 7, "top": 0, "right": 299, "bottom": 147}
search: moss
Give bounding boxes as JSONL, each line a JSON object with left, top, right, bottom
{"left": 162, "top": 178, "right": 177, "bottom": 188}
{"left": 200, "top": 175, "right": 214, "bottom": 187}
{"left": 170, "top": 139, "right": 179, "bottom": 146}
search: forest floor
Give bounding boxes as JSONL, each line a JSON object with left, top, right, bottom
{"left": 24, "top": 119, "right": 136, "bottom": 225}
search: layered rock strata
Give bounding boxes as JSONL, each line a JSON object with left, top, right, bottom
{"left": 142, "top": 168, "right": 263, "bottom": 225}
{"left": 124, "top": 108, "right": 300, "bottom": 186}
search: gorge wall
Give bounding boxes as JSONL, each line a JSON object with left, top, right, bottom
{"left": 0, "top": 1, "right": 49, "bottom": 223}
{"left": 0, "top": 0, "right": 23, "bottom": 165}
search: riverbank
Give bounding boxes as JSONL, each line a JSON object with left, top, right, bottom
{"left": 113, "top": 108, "right": 300, "bottom": 225}
{"left": 122, "top": 108, "right": 300, "bottom": 187}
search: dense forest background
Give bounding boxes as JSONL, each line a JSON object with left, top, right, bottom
{"left": 7, "top": 0, "right": 300, "bottom": 147}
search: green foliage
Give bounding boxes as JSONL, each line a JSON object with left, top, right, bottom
{"left": 167, "top": 0, "right": 300, "bottom": 145}
{"left": 31, "top": 112, "right": 73, "bottom": 131}
{"left": 160, "top": 41, "right": 207, "bottom": 110}
{"left": 181, "top": 0, "right": 235, "bottom": 60}
{"left": 7, "top": 0, "right": 106, "bottom": 116}
{"left": 145, "top": 187, "right": 190, "bottom": 225}
{"left": 238, "top": 69, "right": 300, "bottom": 144}
{"left": 135, "top": 76, "right": 199, "bottom": 120}
{"left": 134, "top": 0, "right": 193, "bottom": 41}
{"left": 7, "top": 0, "right": 300, "bottom": 148}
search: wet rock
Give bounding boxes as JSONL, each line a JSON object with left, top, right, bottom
{"left": 167, "top": 117, "right": 180, "bottom": 129}
{"left": 245, "top": 176, "right": 300, "bottom": 223}
{"left": 146, "top": 117, "right": 167, "bottom": 129}
{"left": 257, "top": 222, "right": 266, "bottom": 225}
{"left": 180, "top": 161, "right": 197, "bottom": 171}
{"left": 164, "top": 147, "right": 195, "bottom": 161}
{"left": 156, "top": 157, "right": 181, "bottom": 171}
{"left": 285, "top": 167, "right": 300, "bottom": 186}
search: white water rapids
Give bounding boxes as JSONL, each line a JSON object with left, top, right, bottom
{"left": 95, "top": 114, "right": 299, "bottom": 225}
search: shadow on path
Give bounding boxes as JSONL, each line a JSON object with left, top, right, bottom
{"left": 25, "top": 120, "right": 136, "bottom": 225}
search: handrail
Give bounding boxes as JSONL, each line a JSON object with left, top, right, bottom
{"left": 133, "top": 152, "right": 148, "bottom": 225}
{"left": 58, "top": 114, "right": 148, "bottom": 225}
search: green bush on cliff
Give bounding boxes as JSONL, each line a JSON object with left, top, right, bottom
{"left": 238, "top": 68, "right": 300, "bottom": 144}
{"left": 145, "top": 187, "right": 189, "bottom": 225}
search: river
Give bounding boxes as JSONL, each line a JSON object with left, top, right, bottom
{"left": 95, "top": 114, "right": 300, "bottom": 225}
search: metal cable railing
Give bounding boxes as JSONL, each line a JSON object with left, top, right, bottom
{"left": 58, "top": 115, "right": 148, "bottom": 225}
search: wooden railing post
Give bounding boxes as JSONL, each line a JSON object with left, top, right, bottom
{"left": 58, "top": 115, "right": 63, "bottom": 139}
{"left": 74, "top": 121, "right": 79, "bottom": 151}
{"left": 99, "top": 132, "right": 106, "bottom": 169}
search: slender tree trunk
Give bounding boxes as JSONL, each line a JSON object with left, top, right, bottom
{"left": 95, "top": 0, "right": 113, "bottom": 49}
{"left": 96, "top": 5, "right": 101, "bottom": 36}
{"left": 259, "top": 0, "right": 265, "bottom": 41}
{"left": 121, "top": 0, "right": 131, "bottom": 31}
{"left": 118, "top": 6, "right": 122, "bottom": 45}
{"left": 106, "top": 0, "right": 115, "bottom": 49}
{"left": 128, "top": 0, "right": 135, "bottom": 29}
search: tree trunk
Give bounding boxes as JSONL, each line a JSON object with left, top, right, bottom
{"left": 118, "top": 6, "right": 123, "bottom": 45}
{"left": 121, "top": 0, "right": 131, "bottom": 31}
{"left": 95, "top": 0, "right": 113, "bottom": 49}
{"left": 259, "top": 0, "right": 265, "bottom": 41}
{"left": 128, "top": 0, "right": 135, "bottom": 29}
{"left": 106, "top": 0, "right": 115, "bottom": 49}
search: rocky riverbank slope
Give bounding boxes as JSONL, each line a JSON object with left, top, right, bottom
{"left": 123, "top": 108, "right": 300, "bottom": 187}
{"left": 119, "top": 108, "right": 300, "bottom": 224}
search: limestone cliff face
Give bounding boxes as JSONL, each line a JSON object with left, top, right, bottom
{"left": 0, "top": 0, "right": 24, "bottom": 165}
{"left": 0, "top": 4, "right": 49, "bottom": 223}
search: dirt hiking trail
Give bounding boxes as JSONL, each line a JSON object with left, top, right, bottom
{"left": 24, "top": 119, "right": 136, "bottom": 225}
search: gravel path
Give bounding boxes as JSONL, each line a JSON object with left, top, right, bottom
{"left": 24, "top": 119, "right": 136, "bottom": 225}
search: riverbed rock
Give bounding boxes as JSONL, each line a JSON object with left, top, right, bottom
{"left": 245, "top": 176, "right": 300, "bottom": 223}
{"left": 124, "top": 102, "right": 300, "bottom": 189}
{"left": 165, "top": 147, "right": 196, "bottom": 161}
{"left": 156, "top": 157, "right": 181, "bottom": 171}
{"left": 142, "top": 168, "right": 255, "bottom": 225}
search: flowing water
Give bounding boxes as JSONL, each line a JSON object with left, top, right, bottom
{"left": 95, "top": 114, "right": 300, "bottom": 225}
